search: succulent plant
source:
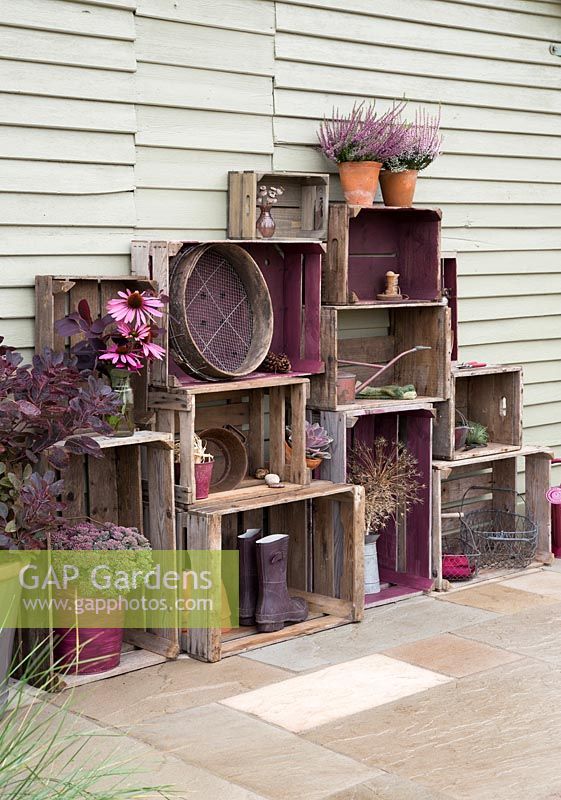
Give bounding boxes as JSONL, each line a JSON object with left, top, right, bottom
{"left": 287, "top": 421, "right": 332, "bottom": 460}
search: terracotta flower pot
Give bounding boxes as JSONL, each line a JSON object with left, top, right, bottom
{"left": 338, "top": 161, "right": 382, "bottom": 205}
{"left": 379, "top": 170, "right": 418, "bottom": 207}
{"left": 284, "top": 441, "right": 322, "bottom": 471}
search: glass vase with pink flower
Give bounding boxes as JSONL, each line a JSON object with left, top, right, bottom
{"left": 56, "top": 288, "right": 168, "bottom": 437}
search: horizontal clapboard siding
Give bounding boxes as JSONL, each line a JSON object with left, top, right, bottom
{"left": 272, "top": 0, "right": 561, "bottom": 456}
{"left": 0, "top": 0, "right": 137, "bottom": 351}
{"left": 134, "top": 0, "right": 274, "bottom": 236}
{"left": 1, "top": 0, "right": 560, "bottom": 467}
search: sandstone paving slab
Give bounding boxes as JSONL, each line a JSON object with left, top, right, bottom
{"left": 456, "top": 601, "right": 561, "bottom": 665}
{"left": 325, "top": 772, "right": 451, "bottom": 799}
{"left": 547, "top": 559, "right": 561, "bottom": 574}
{"left": 306, "top": 658, "right": 561, "bottom": 800}
{"left": 242, "top": 597, "right": 499, "bottom": 672}
{"left": 384, "top": 633, "right": 522, "bottom": 677}
{"left": 221, "top": 653, "right": 451, "bottom": 732}
{"left": 52, "top": 656, "right": 291, "bottom": 725}
{"left": 435, "top": 582, "right": 559, "bottom": 614}
{"left": 8, "top": 704, "right": 265, "bottom": 799}
{"left": 127, "top": 702, "right": 382, "bottom": 800}
{"left": 502, "top": 569, "right": 561, "bottom": 599}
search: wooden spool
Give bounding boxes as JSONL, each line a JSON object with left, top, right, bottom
{"left": 169, "top": 243, "right": 274, "bottom": 380}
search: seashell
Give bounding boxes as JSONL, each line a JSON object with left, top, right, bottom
{"left": 264, "top": 473, "right": 281, "bottom": 487}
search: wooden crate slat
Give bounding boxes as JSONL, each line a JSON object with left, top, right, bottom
{"left": 88, "top": 451, "right": 119, "bottom": 523}
{"left": 115, "top": 446, "right": 143, "bottom": 531}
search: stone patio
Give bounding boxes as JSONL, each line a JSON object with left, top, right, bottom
{"left": 44, "top": 566, "right": 561, "bottom": 799}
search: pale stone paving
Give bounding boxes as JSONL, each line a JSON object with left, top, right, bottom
{"left": 48, "top": 567, "right": 561, "bottom": 800}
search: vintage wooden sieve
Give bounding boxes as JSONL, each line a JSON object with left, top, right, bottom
{"left": 169, "top": 243, "right": 273, "bottom": 380}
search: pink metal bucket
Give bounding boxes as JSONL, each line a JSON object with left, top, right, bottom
{"left": 54, "top": 625, "right": 124, "bottom": 675}
{"left": 195, "top": 461, "right": 214, "bottom": 500}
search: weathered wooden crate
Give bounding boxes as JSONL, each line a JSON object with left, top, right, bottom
{"left": 228, "top": 171, "right": 329, "bottom": 240}
{"left": 432, "top": 446, "right": 553, "bottom": 592}
{"left": 23, "top": 431, "right": 178, "bottom": 690}
{"left": 149, "top": 374, "right": 310, "bottom": 506}
{"left": 433, "top": 364, "right": 523, "bottom": 461}
{"left": 309, "top": 303, "right": 452, "bottom": 410}
{"left": 177, "top": 481, "right": 364, "bottom": 662}
{"left": 131, "top": 239, "right": 324, "bottom": 387}
{"left": 324, "top": 205, "right": 441, "bottom": 305}
{"left": 35, "top": 275, "right": 157, "bottom": 423}
{"left": 318, "top": 402, "right": 434, "bottom": 607}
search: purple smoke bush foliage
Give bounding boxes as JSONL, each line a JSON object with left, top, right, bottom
{"left": 0, "top": 340, "right": 121, "bottom": 549}
{"left": 317, "top": 101, "right": 408, "bottom": 163}
{"left": 383, "top": 108, "right": 442, "bottom": 172}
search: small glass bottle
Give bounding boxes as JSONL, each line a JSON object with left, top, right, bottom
{"left": 108, "top": 368, "right": 135, "bottom": 436}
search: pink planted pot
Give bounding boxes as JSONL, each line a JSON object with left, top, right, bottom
{"left": 195, "top": 460, "right": 214, "bottom": 500}
{"left": 54, "top": 625, "right": 124, "bottom": 675}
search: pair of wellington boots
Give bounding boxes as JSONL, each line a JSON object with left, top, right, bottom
{"left": 238, "top": 529, "right": 308, "bottom": 632}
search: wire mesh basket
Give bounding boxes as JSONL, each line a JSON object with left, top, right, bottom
{"left": 460, "top": 486, "right": 538, "bottom": 571}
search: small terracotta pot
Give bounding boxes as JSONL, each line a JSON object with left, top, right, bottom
{"left": 336, "top": 372, "right": 356, "bottom": 405}
{"left": 379, "top": 170, "right": 418, "bottom": 207}
{"left": 338, "top": 161, "right": 382, "bottom": 205}
{"left": 284, "top": 441, "right": 322, "bottom": 471}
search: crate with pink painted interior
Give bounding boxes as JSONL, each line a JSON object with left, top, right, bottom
{"left": 131, "top": 239, "right": 324, "bottom": 388}
{"left": 317, "top": 403, "right": 434, "bottom": 607}
{"left": 323, "top": 205, "right": 442, "bottom": 305}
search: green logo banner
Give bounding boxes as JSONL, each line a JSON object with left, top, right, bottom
{"left": 0, "top": 551, "right": 239, "bottom": 630}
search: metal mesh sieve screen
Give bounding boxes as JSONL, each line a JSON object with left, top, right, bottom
{"left": 184, "top": 249, "right": 254, "bottom": 372}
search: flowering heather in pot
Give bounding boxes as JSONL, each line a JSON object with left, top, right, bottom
{"left": 383, "top": 108, "right": 442, "bottom": 173}
{"left": 317, "top": 101, "right": 407, "bottom": 164}
{"left": 55, "top": 289, "right": 168, "bottom": 375}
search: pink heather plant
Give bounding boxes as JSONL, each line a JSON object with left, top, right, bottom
{"left": 383, "top": 107, "right": 442, "bottom": 173}
{"left": 317, "top": 100, "right": 407, "bottom": 164}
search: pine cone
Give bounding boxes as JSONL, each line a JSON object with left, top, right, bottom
{"left": 261, "top": 351, "right": 292, "bottom": 373}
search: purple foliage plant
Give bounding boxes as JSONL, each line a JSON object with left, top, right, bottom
{"left": 0, "top": 340, "right": 121, "bottom": 549}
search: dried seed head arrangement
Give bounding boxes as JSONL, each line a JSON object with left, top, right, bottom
{"left": 347, "top": 438, "right": 425, "bottom": 534}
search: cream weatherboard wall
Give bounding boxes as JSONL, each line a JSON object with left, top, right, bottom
{"left": 1, "top": 0, "right": 561, "bottom": 457}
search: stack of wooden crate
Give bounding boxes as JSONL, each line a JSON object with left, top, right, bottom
{"left": 130, "top": 175, "right": 367, "bottom": 661}
{"left": 34, "top": 169, "right": 554, "bottom": 671}
{"left": 305, "top": 198, "right": 553, "bottom": 604}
